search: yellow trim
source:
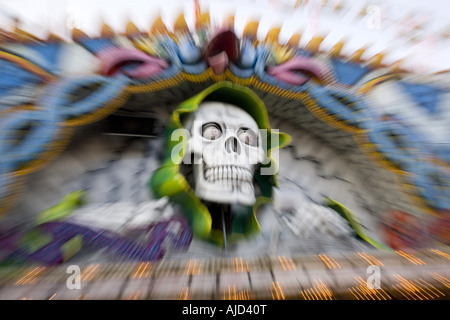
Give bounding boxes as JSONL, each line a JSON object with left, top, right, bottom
{"left": 358, "top": 74, "right": 399, "bottom": 94}
{"left": 126, "top": 74, "right": 185, "bottom": 94}
{"left": 128, "top": 68, "right": 363, "bottom": 133}
{"left": 0, "top": 104, "right": 37, "bottom": 117}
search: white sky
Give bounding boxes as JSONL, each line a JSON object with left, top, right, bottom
{"left": 0, "top": 0, "right": 449, "bottom": 72}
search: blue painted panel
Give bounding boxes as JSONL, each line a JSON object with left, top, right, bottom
{"left": 399, "top": 82, "right": 443, "bottom": 115}
{"left": 0, "top": 59, "right": 42, "bottom": 96}
{"left": 331, "top": 59, "right": 370, "bottom": 86}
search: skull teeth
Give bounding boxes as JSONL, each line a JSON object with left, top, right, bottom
{"left": 204, "top": 165, "right": 253, "bottom": 183}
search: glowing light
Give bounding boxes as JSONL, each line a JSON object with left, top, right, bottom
{"left": 318, "top": 254, "right": 333, "bottom": 269}
{"left": 356, "top": 252, "right": 384, "bottom": 266}
{"left": 287, "top": 257, "right": 296, "bottom": 270}
{"left": 300, "top": 279, "right": 334, "bottom": 300}
{"left": 318, "top": 254, "right": 340, "bottom": 269}
{"left": 271, "top": 282, "right": 285, "bottom": 300}
{"left": 178, "top": 287, "right": 190, "bottom": 300}
{"left": 392, "top": 274, "right": 444, "bottom": 300}
{"left": 431, "top": 273, "right": 450, "bottom": 289}
{"left": 396, "top": 251, "right": 426, "bottom": 265}
{"left": 80, "top": 265, "right": 93, "bottom": 281}
{"left": 191, "top": 260, "right": 198, "bottom": 276}
{"left": 347, "top": 276, "right": 391, "bottom": 300}
{"left": 429, "top": 249, "right": 450, "bottom": 260}
{"left": 145, "top": 263, "right": 153, "bottom": 278}
{"left": 23, "top": 267, "right": 46, "bottom": 285}
{"left": 132, "top": 291, "right": 140, "bottom": 300}
{"left": 139, "top": 262, "right": 150, "bottom": 279}
{"left": 186, "top": 260, "right": 192, "bottom": 276}
{"left": 278, "top": 256, "right": 287, "bottom": 271}
{"left": 15, "top": 267, "right": 41, "bottom": 286}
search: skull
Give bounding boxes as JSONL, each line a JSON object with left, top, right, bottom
{"left": 185, "top": 102, "right": 265, "bottom": 206}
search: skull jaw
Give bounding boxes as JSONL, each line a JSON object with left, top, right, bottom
{"left": 195, "top": 181, "right": 256, "bottom": 206}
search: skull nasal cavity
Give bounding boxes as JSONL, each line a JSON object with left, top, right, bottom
{"left": 225, "top": 136, "right": 241, "bottom": 154}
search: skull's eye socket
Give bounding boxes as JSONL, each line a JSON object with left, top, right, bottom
{"left": 202, "top": 123, "right": 222, "bottom": 140}
{"left": 238, "top": 128, "right": 257, "bottom": 146}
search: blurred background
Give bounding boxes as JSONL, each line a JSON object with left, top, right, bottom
{"left": 0, "top": 0, "right": 448, "bottom": 300}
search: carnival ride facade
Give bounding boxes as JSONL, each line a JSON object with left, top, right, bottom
{"left": 0, "top": 7, "right": 448, "bottom": 300}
